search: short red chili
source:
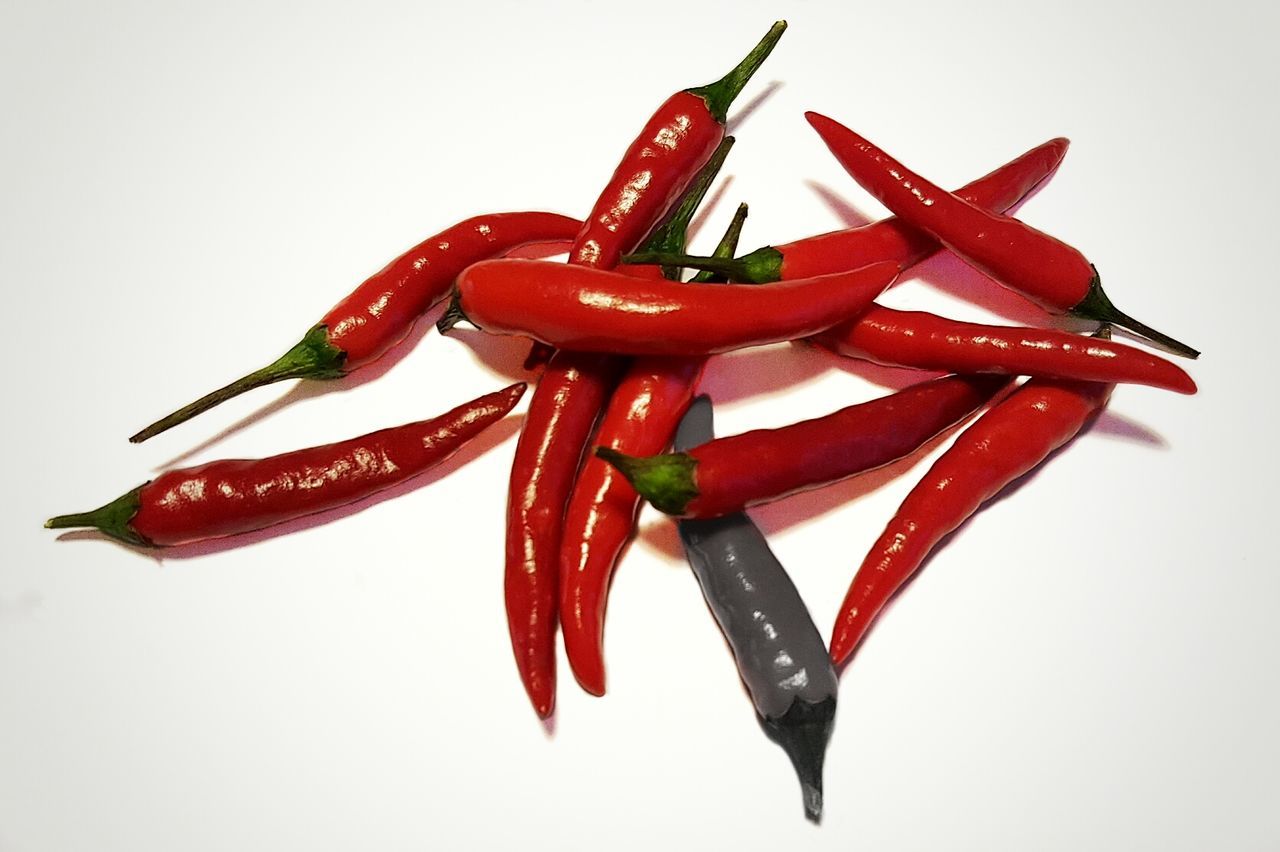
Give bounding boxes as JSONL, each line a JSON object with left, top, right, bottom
{"left": 445, "top": 258, "right": 899, "bottom": 355}
{"left": 812, "top": 305, "right": 1197, "bottom": 394}
{"left": 805, "top": 112, "right": 1199, "bottom": 358}
{"left": 559, "top": 203, "right": 748, "bottom": 696}
{"left": 49, "top": 383, "right": 526, "bottom": 546}
{"left": 829, "top": 334, "right": 1116, "bottom": 666}
{"left": 130, "top": 213, "right": 578, "bottom": 443}
{"left": 598, "top": 373, "right": 1008, "bottom": 519}
{"left": 622, "top": 137, "right": 1069, "bottom": 282}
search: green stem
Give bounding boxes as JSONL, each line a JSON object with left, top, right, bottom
{"left": 595, "top": 447, "right": 699, "bottom": 516}
{"left": 686, "top": 21, "right": 788, "bottom": 124}
{"left": 129, "top": 325, "right": 347, "bottom": 443}
{"left": 639, "top": 137, "right": 736, "bottom": 279}
{"left": 691, "top": 202, "right": 749, "bottom": 283}
{"left": 625, "top": 252, "right": 746, "bottom": 281}
{"left": 45, "top": 486, "right": 151, "bottom": 547}
{"left": 1071, "top": 268, "right": 1199, "bottom": 359}
{"left": 435, "top": 290, "right": 472, "bottom": 335}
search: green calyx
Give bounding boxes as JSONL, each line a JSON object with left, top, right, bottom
{"left": 686, "top": 20, "right": 788, "bottom": 125}
{"left": 595, "top": 447, "right": 699, "bottom": 516}
{"left": 435, "top": 289, "right": 473, "bottom": 335}
{"left": 45, "top": 486, "right": 152, "bottom": 547}
{"left": 1070, "top": 267, "right": 1199, "bottom": 359}
{"left": 622, "top": 245, "right": 782, "bottom": 284}
{"left": 129, "top": 324, "right": 347, "bottom": 443}
{"left": 690, "top": 202, "right": 750, "bottom": 284}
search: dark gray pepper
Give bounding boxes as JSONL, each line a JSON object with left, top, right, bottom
{"left": 675, "top": 395, "right": 838, "bottom": 822}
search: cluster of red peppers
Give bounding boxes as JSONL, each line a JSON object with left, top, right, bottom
{"left": 46, "top": 21, "right": 1198, "bottom": 823}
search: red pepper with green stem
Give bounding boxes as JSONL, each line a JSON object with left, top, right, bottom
{"left": 598, "top": 373, "right": 1008, "bottom": 519}
{"left": 804, "top": 112, "right": 1199, "bottom": 358}
{"left": 446, "top": 257, "right": 898, "bottom": 356}
{"left": 48, "top": 383, "right": 526, "bottom": 546}
{"left": 829, "top": 330, "right": 1117, "bottom": 667}
{"left": 560, "top": 202, "right": 749, "bottom": 697}
{"left": 622, "top": 137, "right": 1069, "bottom": 282}
{"left": 811, "top": 304, "right": 1196, "bottom": 393}
{"left": 499, "top": 22, "right": 785, "bottom": 719}
{"left": 130, "top": 212, "right": 580, "bottom": 443}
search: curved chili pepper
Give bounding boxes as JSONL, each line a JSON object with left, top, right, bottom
{"left": 804, "top": 112, "right": 1199, "bottom": 358}
{"left": 445, "top": 259, "right": 899, "bottom": 355}
{"left": 568, "top": 21, "right": 785, "bottom": 269}
{"left": 48, "top": 383, "right": 526, "bottom": 546}
{"left": 560, "top": 203, "right": 748, "bottom": 696}
{"left": 599, "top": 373, "right": 1007, "bottom": 518}
{"left": 497, "top": 15, "right": 783, "bottom": 716}
{"left": 674, "top": 396, "right": 838, "bottom": 823}
{"left": 812, "top": 305, "right": 1196, "bottom": 394}
{"left": 622, "top": 136, "right": 1068, "bottom": 282}
{"left": 829, "top": 332, "right": 1116, "bottom": 666}
{"left": 130, "top": 213, "right": 578, "bottom": 443}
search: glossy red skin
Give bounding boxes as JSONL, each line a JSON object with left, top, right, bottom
{"left": 570, "top": 91, "right": 724, "bottom": 269}
{"left": 814, "top": 305, "right": 1197, "bottom": 394}
{"left": 829, "top": 375, "right": 1114, "bottom": 666}
{"left": 505, "top": 88, "right": 726, "bottom": 717}
{"left": 677, "top": 374, "right": 1008, "bottom": 520}
{"left": 776, "top": 138, "right": 1069, "bottom": 280}
{"left": 320, "top": 212, "right": 580, "bottom": 370}
{"left": 806, "top": 111, "right": 1094, "bottom": 312}
{"left": 559, "top": 355, "right": 705, "bottom": 694}
{"left": 129, "top": 383, "right": 526, "bottom": 546}
{"left": 458, "top": 259, "right": 900, "bottom": 355}
{"left": 506, "top": 351, "right": 626, "bottom": 717}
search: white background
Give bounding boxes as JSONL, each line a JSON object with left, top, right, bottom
{"left": 3, "top": 0, "right": 1278, "bottom": 849}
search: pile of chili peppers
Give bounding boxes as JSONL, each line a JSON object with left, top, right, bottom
{"left": 45, "top": 20, "right": 1199, "bottom": 824}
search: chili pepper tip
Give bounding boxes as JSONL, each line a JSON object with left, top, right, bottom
{"left": 129, "top": 325, "right": 347, "bottom": 443}
{"left": 759, "top": 696, "right": 836, "bottom": 823}
{"left": 45, "top": 486, "right": 150, "bottom": 547}
{"left": 594, "top": 447, "right": 698, "bottom": 516}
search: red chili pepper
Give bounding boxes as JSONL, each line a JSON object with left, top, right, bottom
{"left": 598, "top": 373, "right": 1007, "bottom": 519}
{"left": 559, "top": 203, "right": 749, "bottom": 696}
{"left": 446, "top": 258, "right": 898, "bottom": 355}
{"left": 47, "top": 383, "right": 526, "bottom": 546}
{"left": 804, "top": 112, "right": 1199, "bottom": 358}
{"left": 130, "top": 213, "right": 578, "bottom": 443}
{"left": 829, "top": 337, "right": 1116, "bottom": 666}
{"left": 569, "top": 22, "right": 786, "bottom": 269}
{"left": 812, "top": 305, "right": 1196, "bottom": 394}
{"left": 622, "top": 137, "right": 1069, "bottom": 282}
{"left": 496, "top": 22, "right": 783, "bottom": 717}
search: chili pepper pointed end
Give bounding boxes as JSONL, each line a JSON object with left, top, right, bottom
{"left": 1072, "top": 269, "right": 1200, "bottom": 360}
{"left": 686, "top": 20, "right": 788, "bottom": 125}
{"left": 129, "top": 325, "right": 347, "bottom": 443}
{"left": 45, "top": 487, "right": 150, "bottom": 547}
{"left": 760, "top": 696, "right": 836, "bottom": 824}
{"left": 435, "top": 291, "right": 473, "bottom": 336}
{"left": 594, "top": 448, "right": 699, "bottom": 516}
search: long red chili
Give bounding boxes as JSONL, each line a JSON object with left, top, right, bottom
{"left": 48, "top": 383, "right": 526, "bottom": 546}
{"left": 804, "top": 111, "right": 1199, "bottom": 358}
{"left": 812, "top": 305, "right": 1196, "bottom": 394}
{"left": 498, "top": 25, "right": 784, "bottom": 718}
{"left": 130, "top": 213, "right": 578, "bottom": 443}
{"left": 559, "top": 203, "right": 748, "bottom": 696}
{"left": 446, "top": 258, "right": 899, "bottom": 355}
{"left": 598, "top": 373, "right": 1008, "bottom": 519}
{"left": 829, "top": 343, "right": 1115, "bottom": 667}
{"left": 622, "top": 137, "right": 1069, "bottom": 282}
